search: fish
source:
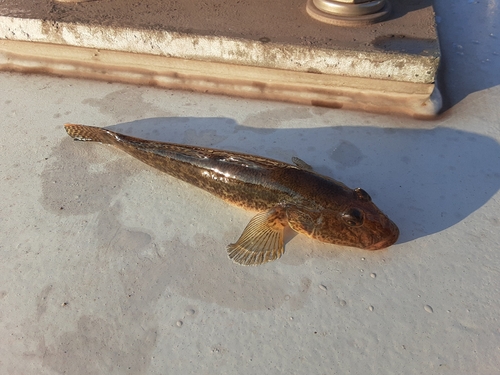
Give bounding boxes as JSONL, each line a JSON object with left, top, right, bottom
{"left": 64, "top": 123, "right": 399, "bottom": 266}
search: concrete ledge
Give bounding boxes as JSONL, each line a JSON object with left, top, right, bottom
{"left": 0, "top": 39, "right": 441, "bottom": 118}
{"left": 0, "top": 16, "right": 439, "bottom": 84}
{"left": 0, "top": 0, "right": 441, "bottom": 117}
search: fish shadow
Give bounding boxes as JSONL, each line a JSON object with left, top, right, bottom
{"left": 107, "top": 117, "right": 500, "bottom": 245}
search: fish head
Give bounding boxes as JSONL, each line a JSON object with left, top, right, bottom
{"left": 310, "top": 188, "right": 399, "bottom": 250}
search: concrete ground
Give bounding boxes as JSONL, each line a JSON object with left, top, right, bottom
{"left": 1, "top": 0, "right": 500, "bottom": 374}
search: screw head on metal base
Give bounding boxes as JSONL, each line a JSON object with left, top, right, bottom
{"left": 306, "top": 0, "right": 392, "bottom": 26}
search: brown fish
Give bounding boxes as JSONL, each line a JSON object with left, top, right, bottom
{"left": 64, "top": 123, "right": 399, "bottom": 265}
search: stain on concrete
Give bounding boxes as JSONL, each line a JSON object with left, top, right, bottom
{"left": 40, "top": 315, "right": 157, "bottom": 375}
{"left": 95, "top": 201, "right": 153, "bottom": 257}
{"left": 330, "top": 140, "right": 366, "bottom": 168}
{"left": 157, "top": 234, "right": 311, "bottom": 311}
{"left": 82, "top": 88, "right": 172, "bottom": 122}
{"left": 288, "top": 277, "right": 312, "bottom": 310}
{"left": 182, "top": 128, "right": 227, "bottom": 146}
{"left": 36, "top": 284, "right": 53, "bottom": 321}
{"left": 40, "top": 137, "right": 140, "bottom": 216}
{"left": 38, "top": 155, "right": 161, "bottom": 375}
{"left": 242, "top": 107, "right": 314, "bottom": 132}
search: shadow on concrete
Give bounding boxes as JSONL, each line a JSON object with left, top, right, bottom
{"left": 434, "top": 0, "right": 500, "bottom": 111}
{"left": 105, "top": 117, "right": 500, "bottom": 246}
{"left": 389, "top": 0, "right": 435, "bottom": 20}
{"left": 44, "top": 117, "right": 500, "bottom": 313}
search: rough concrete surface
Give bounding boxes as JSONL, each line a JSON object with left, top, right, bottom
{"left": 0, "top": 0, "right": 440, "bottom": 84}
{"left": 0, "top": 0, "right": 437, "bottom": 48}
{"left": 1, "top": 0, "right": 500, "bottom": 374}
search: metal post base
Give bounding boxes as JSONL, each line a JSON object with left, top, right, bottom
{"left": 306, "top": 0, "right": 391, "bottom": 26}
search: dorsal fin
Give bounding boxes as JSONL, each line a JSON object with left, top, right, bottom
{"left": 292, "top": 157, "right": 313, "bottom": 171}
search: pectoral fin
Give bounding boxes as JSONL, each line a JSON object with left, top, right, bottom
{"left": 227, "top": 207, "right": 287, "bottom": 266}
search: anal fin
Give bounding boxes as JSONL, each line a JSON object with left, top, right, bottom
{"left": 227, "top": 207, "right": 287, "bottom": 266}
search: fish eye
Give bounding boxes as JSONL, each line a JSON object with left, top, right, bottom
{"left": 341, "top": 208, "right": 364, "bottom": 227}
{"left": 354, "top": 188, "right": 371, "bottom": 202}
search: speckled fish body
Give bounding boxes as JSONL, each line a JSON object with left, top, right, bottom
{"left": 64, "top": 124, "right": 399, "bottom": 265}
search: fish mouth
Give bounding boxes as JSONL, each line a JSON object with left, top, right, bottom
{"left": 366, "top": 239, "right": 393, "bottom": 250}
{"left": 366, "top": 224, "right": 399, "bottom": 250}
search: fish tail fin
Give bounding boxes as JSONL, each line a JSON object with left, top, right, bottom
{"left": 64, "top": 123, "right": 117, "bottom": 145}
